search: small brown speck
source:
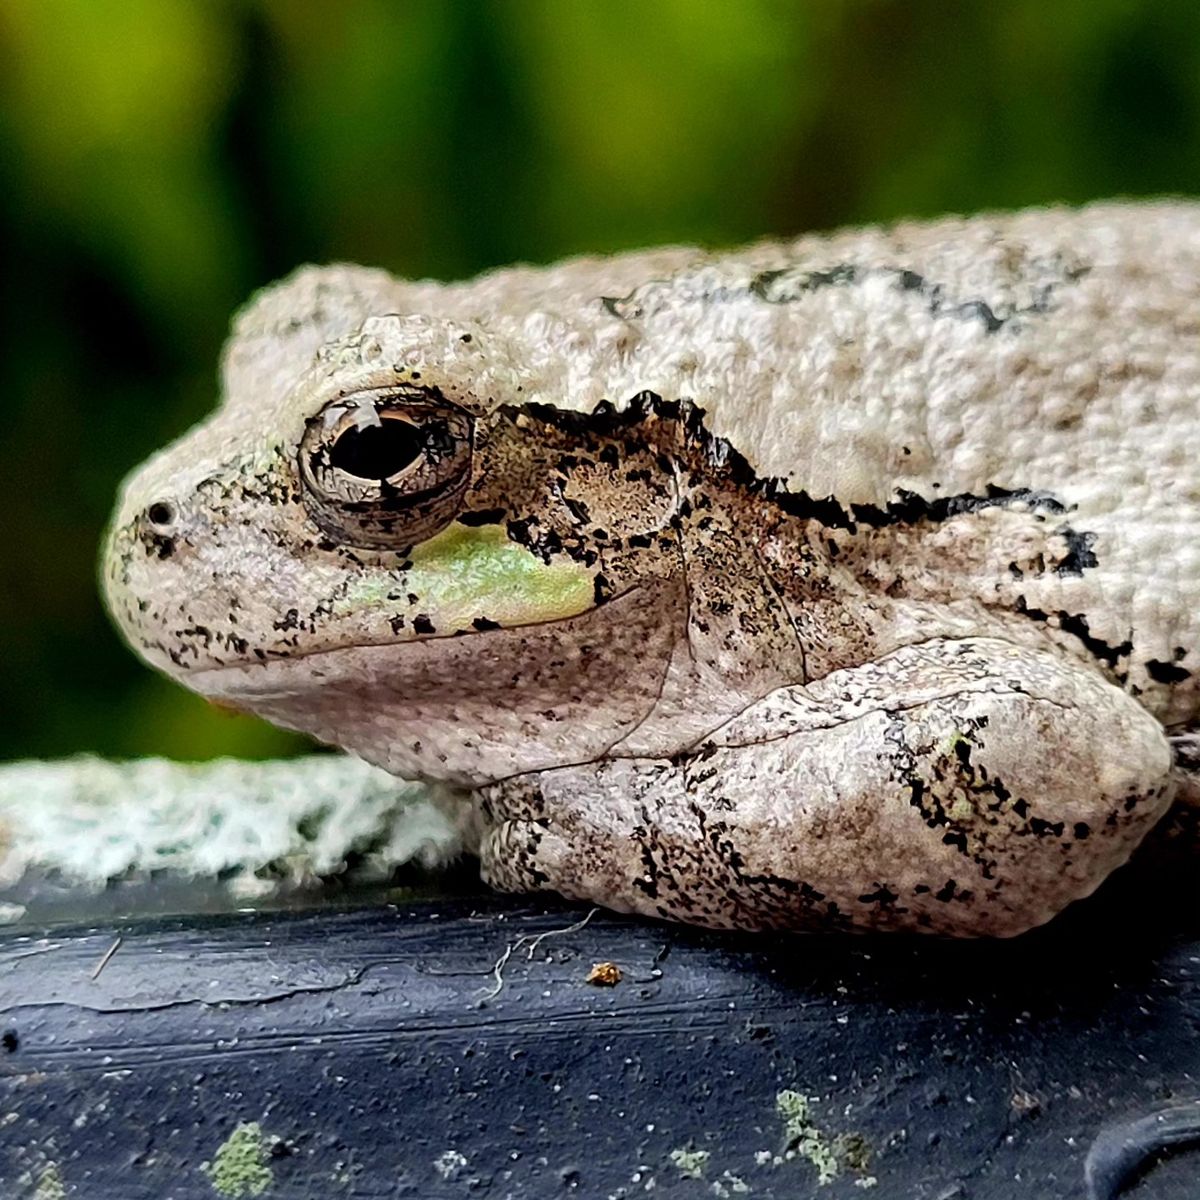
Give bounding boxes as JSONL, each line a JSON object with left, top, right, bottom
{"left": 586, "top": 961, "right": 622, "bottom": 987}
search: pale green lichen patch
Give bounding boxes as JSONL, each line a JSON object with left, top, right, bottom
{"left": 772, "top": 1090, "right": 873, "bottom": 1186}
{"left": 34, "top": 1163, "right": 66, "bottom": 1200}
{"left": 202, "top": 1121, "right": 275, "bottom": 1198}
{"left": 777, "top": 1090, "right": 840, "bottom": 1184}
{"left": 668, "top": 1146, "right": 711, "bottom": 1179}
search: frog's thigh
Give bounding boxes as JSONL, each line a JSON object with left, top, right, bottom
{"left": 478, "top": 640, "right": 1174, "bottom": 935}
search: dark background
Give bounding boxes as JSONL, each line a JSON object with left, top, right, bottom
{"left": 3, "top": 0, "right": 1199, "bottom": 763}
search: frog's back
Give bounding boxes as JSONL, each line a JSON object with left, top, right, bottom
{"left": 453, "top": 201, "right": 1200, "bottom": 727}
{"left": 457, "top": 201, "right": 1199, "bottom": 512}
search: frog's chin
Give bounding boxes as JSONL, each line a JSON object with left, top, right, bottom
{"left": 185, "top": 584, "right": 686, "bottom": 786}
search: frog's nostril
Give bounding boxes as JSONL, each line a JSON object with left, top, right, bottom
{"left": 145, "top": 501, "right": 177, "bottom": 530}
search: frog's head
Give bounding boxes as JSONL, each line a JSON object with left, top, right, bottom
{"left": 103, "top": 268, "right": 696, "bottom": 785}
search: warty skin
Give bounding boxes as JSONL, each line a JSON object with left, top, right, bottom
{"left": 104, "top": 201, "right": 1199, "bottom": 935}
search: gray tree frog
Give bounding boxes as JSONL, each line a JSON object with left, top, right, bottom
{"left": 102, "top": 201, "right": 1200, "bottom": 936}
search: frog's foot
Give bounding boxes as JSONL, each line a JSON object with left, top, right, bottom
{"left": 478, "top": 638, "right": 1174, "bottom": 936}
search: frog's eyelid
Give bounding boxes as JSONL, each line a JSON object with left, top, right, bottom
{"left": 351, "top": 402, "right": 383, "bottom": 431}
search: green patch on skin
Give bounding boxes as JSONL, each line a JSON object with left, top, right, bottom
{"left": 202, "top": 1122, "right": 274, "bottom": 1198}
{"left": 942, "top": 730, "right": 971, "bottom": 755}
{"left": 948, "top": 794, "right": 975, "bottom": 822}
{"left": 668, "top": 1147, "right": 711, "bottom": 1179}
{"left": 339, "top": 524, "right": 596, "bottom": 629}
{"left": 34, "top": 1163, "right": 65, "bottom": 1200}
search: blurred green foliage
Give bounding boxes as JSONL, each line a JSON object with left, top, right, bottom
{"left": 1, "top": 0, "right": 1198, "bottom": 762}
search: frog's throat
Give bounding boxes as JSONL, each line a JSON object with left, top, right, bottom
{"left": 185, "top": 579, "right": 686, "bottom": 786}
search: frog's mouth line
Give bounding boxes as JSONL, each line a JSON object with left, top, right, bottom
{"left": 179, "top": 581, "right": 687, "bottom": 785}
{"left": 187, "top": 581, "right": 654, "bottom": 701}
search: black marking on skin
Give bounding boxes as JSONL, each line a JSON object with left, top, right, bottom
{"left": 472, "top": 616, "right": 501, "bottom": 631}
{"left": 750, "top": 263, "right": 860, "bottom": 298}
{"left": 600, "top": 295, "right": 627, "bottom": 320}
{"left": 683, "top": 801, "right": 847, "bottom": 928}
{"left": 1012, "top": 598, "right": 1134, "bottom": 671}
{"left": 851, "top": 484, "right": 1070, "bottom": 532}
{"left": 412, "top": 614, "right": 435, "bottom": 635}
{"left": 771, "top": 490, "right": 859, "bottom": 533}
{"left": 1054, "top": 528, "right": 1099, "bottom": 576}
{"left": 933, "top": 879, "right": 974, "bottom": 904}
{"left": 140, "top": 529, "right": 177, "bottom": 560}
{"left": 632, "top": 831, "right": 660, "bottom": 899}
{"left": 457, "top": 507, "right": 506, "bottom": 526}
{"left": 516, "top": 391, "right": 1087, "bottom": 550}
{"left": 858, "top": 883, "right": 901, "bottom": 907}
{"left": 749, "top": 258, "right": 1091, "bottom": 336}
{"left": 895, "top": 715, "right": 1055, "bottom": 884}
{"left": 1147, "top": 658, "right": 1192, "bottom": 684}
{"left": 563, "top": 495, "right": 591, "bottom": 524}
{"left": 1028, "top": 816, "right": 1066, "bottom": 838}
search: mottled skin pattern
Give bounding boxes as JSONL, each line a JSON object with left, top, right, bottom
{"left": 103, "top": 201, "right": 1198, "bottom": 936}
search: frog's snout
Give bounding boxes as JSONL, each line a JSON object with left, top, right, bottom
{"left": 100, "top": 468, "right": 214, "bottom": 677}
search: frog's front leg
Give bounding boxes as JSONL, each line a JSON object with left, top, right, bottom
{"left": 477, "top": 638, "right": 1174, "bottom": 936}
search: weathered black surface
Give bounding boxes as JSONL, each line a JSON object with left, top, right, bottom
{"left": 1, "top": 870, "right": 1199, "bottom": 1199}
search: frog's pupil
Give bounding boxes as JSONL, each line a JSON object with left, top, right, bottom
{"left": 330, "top": 420, "right": 423, "bottom": 480}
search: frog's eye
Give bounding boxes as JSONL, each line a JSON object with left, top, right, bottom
{"left": 299, "top": 389, "right": 474, "bottom": 549}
